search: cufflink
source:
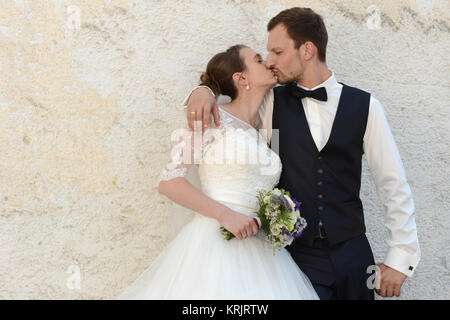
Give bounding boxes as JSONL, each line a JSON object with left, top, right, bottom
{"left": 409, "top": 266, "right": 413, "bottom": 271}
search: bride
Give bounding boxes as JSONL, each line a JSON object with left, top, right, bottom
{"left": 116, "top": 45, "right": 319, "bottom": 300}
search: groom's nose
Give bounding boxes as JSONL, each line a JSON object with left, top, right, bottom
{"left": 265, "top": 54, "right": 274, "bottom": 69}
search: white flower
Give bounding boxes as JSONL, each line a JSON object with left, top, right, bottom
{"left": 287, "top": 212, "right": 297, "bottom": 225}
{"left": 283, "top": 194, "right": 296, "bottom": 212}
{"left": 273, "top": 189, "right": 282, "bottom": 197}
{"left": 270, "top": 222, "right": 283, "bottom": 236}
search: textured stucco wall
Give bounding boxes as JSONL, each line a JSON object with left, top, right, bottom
{"left": 0, "top": 0, "right": 448, "bottom": 299}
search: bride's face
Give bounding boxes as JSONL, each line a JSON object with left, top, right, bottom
{"left": 239, "top": 47, "right": 278, "bottom": 90}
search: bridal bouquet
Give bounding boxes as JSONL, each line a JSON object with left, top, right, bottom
{"left": 220, "top": 188, "right": 307, "bottom": 252}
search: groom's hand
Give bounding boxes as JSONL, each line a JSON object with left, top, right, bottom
{"left": 375, "top": 263, "right": 407, "bottom": 298}
{"left": 186, "top": 87, "right": 220, "bottom": 132}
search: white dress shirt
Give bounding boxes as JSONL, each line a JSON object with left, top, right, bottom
{"left": 183, "top": 72, "right": 420, "bottom": 277}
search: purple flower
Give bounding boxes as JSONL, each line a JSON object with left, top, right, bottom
{"left": 291, "top": 197, "right": 301, "bottom": 212}
{"left": 293, "top": 229, "right": 305, "bottom": 239}
{"left": 271, "top": 194, "right": 282, "bottom": 205}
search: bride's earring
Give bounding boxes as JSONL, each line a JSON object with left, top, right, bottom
{"left": 246, "top": 83, "right": 250, "bottom": 91}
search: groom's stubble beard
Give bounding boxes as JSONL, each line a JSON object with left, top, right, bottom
{"left": 275, "top": 53, "right": 304, "bottom": 85}
{"left": 276, "top": 70, "right": 303, "bottom": 85}
{"left": 274, "top": 66, "right": 301, "bottom": 84}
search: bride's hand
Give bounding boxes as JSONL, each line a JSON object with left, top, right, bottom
{"left": 219, "top": 209, "right": 260, "bottom": 240}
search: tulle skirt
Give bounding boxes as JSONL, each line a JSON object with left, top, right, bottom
{"left": 116, "top": 213, "right": 319, "bottom": 300}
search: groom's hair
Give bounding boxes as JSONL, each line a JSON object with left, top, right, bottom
{"left": 268, "top": 7, "right": 328, "bottom": 62}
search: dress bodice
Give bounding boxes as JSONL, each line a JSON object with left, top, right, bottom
{"left": 159, "top": 106, "right": 282, "bottom": 216}
{"left": 198, "top": 106, "right": 281, "bottom": 215}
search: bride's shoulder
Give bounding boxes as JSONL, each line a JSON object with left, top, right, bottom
{"left": 215, "top": 105, "right": 238, "bottom": 129}
{"left": 202, "top": 107, "right": 247, "bottom": 144}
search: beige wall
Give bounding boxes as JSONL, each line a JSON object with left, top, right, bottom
{"left": 0, "top": 0, "right": 448, "bottom": 299}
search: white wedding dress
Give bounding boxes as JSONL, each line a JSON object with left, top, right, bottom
{"left": 116, "top": 106, "right": 319, "bottom": 300}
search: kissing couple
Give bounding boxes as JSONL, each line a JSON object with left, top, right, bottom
{"left": 117, "top": 7, "right": 420, "bottom": 300}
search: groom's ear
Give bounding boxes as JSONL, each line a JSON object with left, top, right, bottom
{"left": 301, "top": 41, "right": 316, "bottom": 61}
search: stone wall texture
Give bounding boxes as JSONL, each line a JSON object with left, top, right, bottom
{"left": 0, "top": 0, "right": 448, "bottom": 299}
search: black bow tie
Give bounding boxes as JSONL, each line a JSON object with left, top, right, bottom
{"left": 290, "top": 83, "right": 328, "bottom": 102}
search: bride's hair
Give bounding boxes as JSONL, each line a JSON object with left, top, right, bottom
{"left": 200, "top": 45, "right": 248, "bottom": 100}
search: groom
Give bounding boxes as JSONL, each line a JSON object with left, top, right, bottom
{"left": 183, "top": 7, "right": 420, "bottom": 299}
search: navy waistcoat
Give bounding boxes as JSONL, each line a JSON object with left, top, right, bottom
{"left": 271, "top": 82, "right": 371, "bottom": 246}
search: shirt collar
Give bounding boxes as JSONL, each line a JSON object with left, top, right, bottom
{"left": 297, "top": 71, "right": 338, "bottom": 92}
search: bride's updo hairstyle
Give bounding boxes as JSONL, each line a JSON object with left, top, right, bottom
{"left": 200, "top": 45, "right": 248, "bottom": 100}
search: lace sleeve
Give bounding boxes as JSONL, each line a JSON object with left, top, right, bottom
{"left": 158, "top": 117, "right": 221, "bottom": 182}
{"left": 158, "top": 126, "right": 196, "bottom": 182}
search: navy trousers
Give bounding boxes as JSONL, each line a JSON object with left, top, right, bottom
{"left": 287, "top": 233, "right": 376, "bottom": 300}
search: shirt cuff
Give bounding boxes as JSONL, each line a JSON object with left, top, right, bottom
{"left": 182, "top": 86, "right": 216, "bottom": 107}
{"left": 384, "top": 246, "right": 420, "bottom": 277}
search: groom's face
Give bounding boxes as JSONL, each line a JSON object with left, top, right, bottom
{"left": 266, "top": 23, "right": 304, "bottom": 84}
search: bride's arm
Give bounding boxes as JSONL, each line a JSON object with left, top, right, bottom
{"left": 158, "top": 178, "right": 257, "bottom": 240}
{"left": 158, "top": 177, "right": 228, "bottom": 224}
{"left": 157, "top": 127, "right": 258, "bottom": 239}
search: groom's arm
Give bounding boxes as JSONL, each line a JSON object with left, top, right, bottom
{"left": 363, "top": 96, "right": 420, "bottom": 295}
{"left": 182, "top": 86, "right": 275, "bottom": 137}
{"left": 182, "top": 86, "right": 220, "bottom": 131}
